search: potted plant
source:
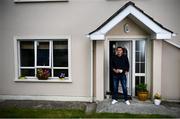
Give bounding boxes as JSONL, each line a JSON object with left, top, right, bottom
{"left": 36, "top": 68, "right": 50, "bottom": 80}
{"left": 58, "top": 73, "right": 65, "bottom": 80}
{"left": 18, "top": 75, "right": 26, "bottom": 80}
{"left": 154, "top": 92, "right": 161, "bottom": 105}
{"left": 136, "top": 83, "right": 149, "bottom": 101}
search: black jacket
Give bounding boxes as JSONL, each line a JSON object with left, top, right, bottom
{"left": 111, "top": 55, "right": 129, "bottom": 75}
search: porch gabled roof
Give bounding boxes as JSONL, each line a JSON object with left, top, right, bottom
{"left": 87, "top": 1, "right": 175, "bottom": 40}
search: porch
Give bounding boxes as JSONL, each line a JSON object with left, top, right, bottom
{"left": 87, "top": 1, "right": 175, "bottom": 101}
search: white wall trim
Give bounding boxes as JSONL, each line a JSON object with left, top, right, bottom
{"left": 132, "top": 40, "right": 136, "bottom": 96}
{"left": 14, "top": 78, "right": 72, "bottom": 83}
{"left": 90, "top": 40, "right": 94, "bottom": 102}
{"left": 95, "top": 41, "right": 104, "bottom": 101}
{"left": 14, "top": 0, "right": 68, "bottom": 3}
{"left": 162, "top": 99, "right": 180, "bottom": 103}
{"left": 0, "top": 95, "right": 92, "bottom": 102}
{"left": 14, "top": 35, "right": 71, "bottom": 40}
{"left": 89, "top": 4, "right": 173, "bottom": 40}
{"left": 89, "top": 34, "right": 105, "bottom": 40}
{"left": 106, "top": 35, "right": 148, "bottom": 39}
{"left": 152, "top": 40, "right": 162, "bottom": 97}
{"left": 165, "top": 40, "right": 180, "bottom": 48}
{"left": 14, "top": 37, "right": 19, "bottom": 82}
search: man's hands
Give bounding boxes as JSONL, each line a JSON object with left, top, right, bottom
{"left": 113, "top": 69, "right": 123, "bottom": 74}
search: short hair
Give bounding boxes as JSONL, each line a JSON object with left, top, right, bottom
{"left": 116, "top": 47, "right": 124, "bottom": 53}
{"left": 116, "top": 47, "right": 123, "bottom": 49}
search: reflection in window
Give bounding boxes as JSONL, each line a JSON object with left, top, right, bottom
{"left": 135, "top": 40, "right": 145, "bottom": 73}
{"left": 21, "top": 69, "right": 35, "bottom": 76}
{"left": 37, "top": 42, "right": 49, "bottom": 66}
{"left": 20, "top": 41, "right": 34, "bottom": 67}
{"left": 135, "top": 63, "right": 145, "bottom": 73}
{"left": 53, "top": 41, "right": 68, "bottom": 67}
{"left": 135, "top": 40, "right": 146, "bottom": 95}
{"left": 135, "top": 76, "right": 145, "bottom": 85}
{"left": 135, "top": 52, "right": 145, "bottom": 62}
{"left": 136, "top": 40, "right": 145, "bottom": 52}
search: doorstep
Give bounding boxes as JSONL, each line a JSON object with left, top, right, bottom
{"left": 96, "top": 98, "right": 180, "bottom": 117}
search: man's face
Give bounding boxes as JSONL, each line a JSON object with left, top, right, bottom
{"left": 116, "top": 48, "right": 123, "bottom": 56}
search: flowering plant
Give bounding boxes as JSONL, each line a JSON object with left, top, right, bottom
{"left": 36, "top": 68, "right": 50, "bottom": 80}
{"left": 154, "top": 92, "right": 161, "bottom": 99}
{"left": 58, "top": 73, "right": 65, "bottom": 80}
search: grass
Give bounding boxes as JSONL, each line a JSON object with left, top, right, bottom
{"left": 0, "top": 107, "right": 173, "bottom": 118}
{"left": 0, "top": 108, "right": 84, "bottom": 118}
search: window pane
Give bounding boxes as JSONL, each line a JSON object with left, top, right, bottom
{"left": 135, "top": 76, "right": 145, "bottom": 95}
{"left": 54, "top": 69, "right": 68, "bottom": 77}
{"left": 136, "top": 40, "right": 145, "bottom": 52}
{"left": 136, "top": 52, "right": 145, "bottom": 62}
{"left": 21, "top": 69, "right": 35, "bottom": 76}
{"left": 135, "top": 63, "right": 145, "bottom": 73}
{"left": 140, "top": 63, "right": 145, "bottom": 73}
{"left": 140, "top": 76, "right": 145, "bottom": 84}
{"left": 135, "top": 41, "right": 140, "bottom": 51}
{"left": 135, "top": 76, "right": 145, "bottom": 85}
{"left": 37, "top": 42, "right": 49, "bottom": 66}
{"left": 20, "top": 41, "right": 34, "bottom": 66}
{"left": 135, "top": 63, "right": 140, "bottom": 73}
{"left": 135, "top": 52, "right": 140, "bottom": 62}
{"left": 140, "top": 51, "right": 145, "bottom": 62}
{"left": 135, "top": 76, "right": 140, "bottom": 86}
{"left": 53, "top": 41, "right": 68, "bottom": 67}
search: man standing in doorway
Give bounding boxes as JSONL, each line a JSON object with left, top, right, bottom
{"left": 111, "top": 47, "right": 130, "bottom": 105}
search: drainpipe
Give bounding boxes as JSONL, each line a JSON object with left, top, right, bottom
{"left": 90, "top": 40, "right": 94, "bottom": 102}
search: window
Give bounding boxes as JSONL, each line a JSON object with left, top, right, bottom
{"left": 135, "top": 40, "right": 145, "bottom": 73}
{"left": 16, "top": 37, "right": 71, "bottom": 82}
{"left": 135, "top": 40, "right": 146, "bottom": 95}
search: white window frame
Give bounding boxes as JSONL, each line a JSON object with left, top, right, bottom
{"left": 35, "top": 40, "right": 51, "bottom": 68}
{"left": 14, "top": 36, "right": 72, "bottom": 83}
{"left": 134, "top": 39, "right": 147, "bottom": 85}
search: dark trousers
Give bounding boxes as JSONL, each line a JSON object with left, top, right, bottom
{"left": 112, "top": 74, "right": 128, "bottom": 101}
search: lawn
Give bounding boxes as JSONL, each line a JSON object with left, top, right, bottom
{"left": 0, "top": 107, "right": 172, "bottom": 118}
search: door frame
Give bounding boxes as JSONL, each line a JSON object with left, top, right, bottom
{"left": 105, "top": 36, "right": 149, "bottom": 97}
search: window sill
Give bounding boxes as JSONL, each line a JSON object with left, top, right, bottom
{"left": 14, "top": 0, "right": 69, "bottom": 3}
{"left": 15, "top": 77, "right": 72, "bottom": 83}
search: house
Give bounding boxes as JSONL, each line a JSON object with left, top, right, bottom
{"left": 0, "top": 0, "right": 179, "bottom": 102}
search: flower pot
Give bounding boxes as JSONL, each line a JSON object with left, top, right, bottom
{"left": 38, "top": 78, "right": 48, "bottom": 80}
{"left": 154, "top": 99, "right": 161, "bottom": 105}
{"left": 59, "top": 78, "right": 65, "bottom": 80}
{"left": 137, "top": 91, "right": 148, "bottom": 101}
{"left": 37, "top": 76, "right": 48, "bottom": 80}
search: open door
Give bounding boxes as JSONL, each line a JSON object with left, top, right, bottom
{"left": 109, "top": 41, "right": 132, "bottom": 98}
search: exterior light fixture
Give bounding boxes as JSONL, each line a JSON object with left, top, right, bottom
{"left": 124, "top": 23, "right": 130, "bottom": 33}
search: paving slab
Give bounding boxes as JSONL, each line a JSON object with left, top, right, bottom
{"left": 85, "top": 102, "right": 97, "bottom": 114}
{"left": 96, "top": 98, "right": 180, "bottom": 117}
{"left": 0, "top": 100, "right": 86, "bottom": 110}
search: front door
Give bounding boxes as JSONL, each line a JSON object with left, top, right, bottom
{"left": 109, "top": 41, "right": 132, "bottom": 96}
